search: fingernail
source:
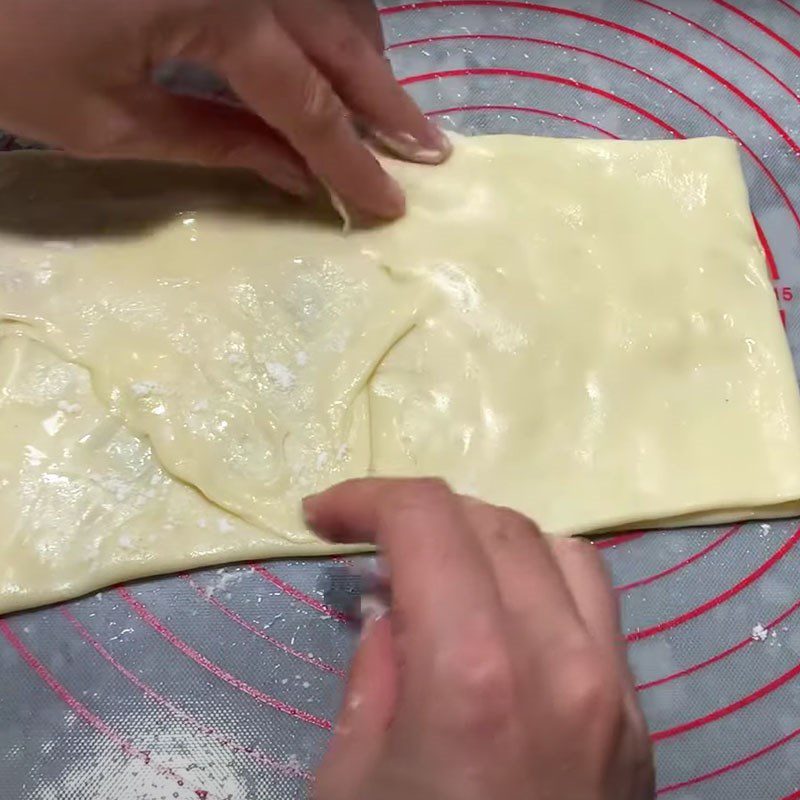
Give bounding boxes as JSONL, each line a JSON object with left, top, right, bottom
{"left": 371, "top": 125, "right": 452, "bottom": 165}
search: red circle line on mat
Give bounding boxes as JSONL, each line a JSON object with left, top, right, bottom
{"left": 252, "top": 564, "right": 353, "bottom": 624}
{"left": 117, "top": 587, "right": 333, "bottom": 731}
{"left": 402, "top": 67, "right": 682, "bottom": 137}
{"left": 615, "top": 525, "right": 740, "bottom": 593}
{"left": 775, "top": 0, "right": 800, "bottom": 21}
{"left": 390, "top": 31, "right": 800, "bottom": 244}
{"left": 626, "top": 525, "right": 800, "bottom": 642}
{"left": 59, "top": 607, "right": 311, "bottom": 780}
{"left": 181, "top": 573, "right": 345, "bottom": 677}
{"left": 656, "top": 723, "right": 800, "bottom": 794}
{"left": 636, "top": 0, "right": 800, "bottom": 102}
{"left": 710, "top": 0, "right": 800, "bottom": 60}
{"left": 0, "top": 619, "right": 216, "bottom": 798}
{"left": 636, "top": 595, "right": 800, "bottom": 691}
{"left": 382, "top": 2, "right": 800, "bottom": 155}
{"left": 401, "top": 67, "right": 781, "bottom": 280}
{"left": 427, "top": 104, "right": 620, "bottom": 139}
{"left": 651, "top": 657, "right": 800, "bottom": 741}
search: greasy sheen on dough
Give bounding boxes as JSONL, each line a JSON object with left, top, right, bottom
{"left": 1, "top": 135, "right": 799, "bottom": 613}
{"left": 0, "top": 326, "right": 352, "bottom": 613}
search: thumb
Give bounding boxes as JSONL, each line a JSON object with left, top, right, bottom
{"left": 313, "top": 614, "right": 397, "bottom": 800}
{"left": 74, "top": 90, "right": 313, "bottom": 197}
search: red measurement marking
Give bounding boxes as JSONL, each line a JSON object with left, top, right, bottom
{"left": 657, "top": 724, "right": 800, "bottom": 794}
{"left": 775, "top": 0, "right": 800, "bottom": 20}
{"left": 637, "top": 0, "right": 800, "bottom": 103}
{"left": 182, "top": 574, "right": 345, "bottom": 677}
{"left": 402, "top": 68, "right": 683, "bottom": 137}
{"left": 427, "top": 104, "right": 619, "bottom": 139}
{"left": 711, "top": 0, "right": 800, "bottom": 60}
{"left": 754, "top": 217, "right": 780, "bottom": 281}
{"left": 616, "top": 525, "right": 739, "bottom": 593}
{"left": 0, "top": 620, "right": 213, "bottom": 796}
{"left": 383, "top": 2, "right": 800, "bottom": 157}
{"left": 252, "top": 564, "right": 352, "bottom": 623}
{"left": 637, "top": 594, "right": 800, "bottom": 691}
{"left": 60, "top": 608, "right": 312, "bottom": 779}
{"left": 626, "top": 525, "right": 800, "bottom": 642}
{"left": 117, "top": 587, "right": 333, "bottom": 730}
{"left": 651, "top": 658, "right": 800, "bottom": 741}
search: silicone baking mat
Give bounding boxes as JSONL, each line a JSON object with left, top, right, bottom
{"left": 2, "top": 1, "right": 800, "bottom": 798}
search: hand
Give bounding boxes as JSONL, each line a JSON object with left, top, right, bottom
{"left": 304, "top": 479, "right": 654, "bottom": 800}
{"left": 0, "top": 0, "right": 449, "bottom": 220}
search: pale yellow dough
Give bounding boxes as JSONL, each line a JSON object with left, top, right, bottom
{"left": 1, "top": 135, "right": 800, "bottom": 613}
{"left": 0, "top": 327, "right": 352, "bottom": 613}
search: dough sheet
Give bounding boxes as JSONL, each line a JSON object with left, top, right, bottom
{"left": 2, "top": 135, "right": 799, "bottom": 612}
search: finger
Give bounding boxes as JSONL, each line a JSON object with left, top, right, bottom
{"left": 276, "top": 0, "right": 450, "bottom": 165}
{"left": 549, "top": 537, "right": 650, "bottom": 743}
{"left": 313, "top": 616, "right": 396, "bottom": 800}
{"left": 76, "top": 90, "right": 312, "bottom": 197}
{"left": 333, "top": 0, "right": 385, "bottom": 52}
{"left": 462, "top": 500, "right": 585, "bottom": 644}
{"left": 214, "top": 15, "right": 406, "bottom": 221}
{"left": 549, "top": 538, "right": 621, "bottom": 644}
{"left": 303, "top": 478, "right": 504, "bottom": 679}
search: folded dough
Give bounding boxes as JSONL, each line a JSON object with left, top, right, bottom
{"left": 0, "top": 326, "right": 351, "bottom": 613}
{"left": 1, "top": 135, "right": 799, "bottom": 612}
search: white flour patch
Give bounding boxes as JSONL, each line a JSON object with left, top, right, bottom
{"left": 57, "top": 400, "right": 82, "bottom": 414}
{"left": 217, "top": 518, "right": 235, "bottom": 534}
{"left": 29, "top": 715, "right": 252, "bottom": 800}
{"left": 204, "top": 567, "right": 246, "bottom": 597}
{"left": 130, "top": 381, "right": 165, "bottom": 398}
{"left": 23, "top": 445, "right": 47, "bottom": 467}
{"left": 751, "top": 623, "right": 769, "bottom": 642}
{"left": 265, "top": 362, "right": 295, "bottom": 390}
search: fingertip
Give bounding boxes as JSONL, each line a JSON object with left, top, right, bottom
{"left": 301, "top": 483, "right": 361, "bottom": 542}
{"left": 351, "top": 172, "right": 405, "bottom": 222}
{"left": 302, "top": 479, "right": 386, "bottom": 544}
{"left": 302, "top": 491, "right": 325, "bottom": 533}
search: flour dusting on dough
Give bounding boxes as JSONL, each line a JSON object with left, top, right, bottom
{"left": 265, "top": 362, "right": 295, "bottom": 391}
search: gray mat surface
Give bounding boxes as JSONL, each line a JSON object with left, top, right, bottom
{"left": 2, "top": 1, "right": 800, "bottom": 798}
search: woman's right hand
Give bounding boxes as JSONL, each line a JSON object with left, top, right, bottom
{"left": 305, "top": 478, "right": 655, "bottom": 800}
